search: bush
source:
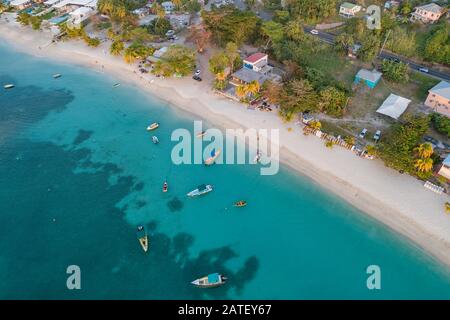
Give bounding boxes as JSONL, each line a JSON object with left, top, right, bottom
{"left": 431, "top": 113, "right": 450, "bottom": 138}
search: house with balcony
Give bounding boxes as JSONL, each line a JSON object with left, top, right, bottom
{"left": 425, "top": 81, "right": 450, "bottom": 118}
{"left": 410, "top": 3, "right": 444, "bottom": 24}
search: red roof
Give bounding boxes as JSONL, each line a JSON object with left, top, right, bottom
{"left": 244, "top": 52, "right": 267, "bottom": 64}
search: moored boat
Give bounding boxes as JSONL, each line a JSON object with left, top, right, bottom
{"left": 162, "top": 181, "right": 168, "bottom": 193}
{"left": 187, "top": 184, "right": 213, "bottom": 197}
{"left": 53, "top": 74, "right": 62, "bottom": 79}
{"left": 147, "top": 122, "right": 159, "bottom": 131}
{"left": 3, "top": 84, "right": 14, "bottom": 89}
{"left": 191, "top": 273, "right": 227, "bottom": 288}
{"left": 136, "top": 225, "right": 149, "bottom": 252}
{"left": 204, "top": 148, "right": 221, "bottom": 166}
{"left": 113, "top": 83, "right": 121, "bottom": 88}
{"left": 152, "top": 136, "right": 159, "bottom": 144}
{"left": 234, "top": 200, "right": 247, "bottom": 207}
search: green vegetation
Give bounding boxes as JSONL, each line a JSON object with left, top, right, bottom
{"left": 152, "top": 45, "right": 196, "bottom": 77}
{"left": 377, "top": 115, "right": 432, "bottom": 178}
{"left": 146, "top": 18, "right": 172, "bottom": 37}
{"left": 431, "top": 113, "right": 450, "bottom": 138}
{"left": 381, "top": 60, "right": 409, "bottom": 83}
{"left": 201, "top": 7, "right": 260, "bottom": 47}
{"left": 421, "top": 22, "right": 450, "bottom": 65}
{"left": 16, "top": 12, "right": 42, "bottom": 30}
{"left": 284, "top": 0, "right": 338, "bottom": 24}
{"left": 124, "top": 42, "right": 154, "bottom": 63}
{"left": 110, "top": 40, "right": 125, "bottom": 56}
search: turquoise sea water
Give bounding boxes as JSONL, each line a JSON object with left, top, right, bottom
{"left": 0, "top": 43, "right": 449, "bottom": 299}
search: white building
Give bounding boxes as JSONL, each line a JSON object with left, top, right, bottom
{"left": 68, "top": 6, "right": 94, "bottom": 27}
{"left": 10, "top": 0, "right": 33, "bottom": 9}
{"left": 243, "top": 53, "right": 268, "bottom": 73}
{"left": 161, "top": 1, "right": 174, "bottom": 14}
{"left": 339, "top": 2, "right": 362, "bottom": 18}
{"left": 52, "top": 0, "right": 98, "bottom": 12}
{"left": 376, "top": 94, "right": 411, "bottom": 120}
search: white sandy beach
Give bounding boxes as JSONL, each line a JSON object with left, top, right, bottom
{"left": 1, "top": 15, "right": 450, "bottom": 269}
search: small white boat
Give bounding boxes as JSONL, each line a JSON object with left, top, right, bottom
{"left": 187, "top": 184, "right": 213, "bottom": 197}
{"left": 204, "top": 148, "right": 221, "bottom": 166}
{"left": 147, "top": 122, "right": 159, "bottom": 131}
{"left": 191, "top": 273, "right": 227, "bottom": 288}
{"left": 3, "top": 84, "right": 14, "bottom": 89}
{"left": 162, "top": 181, "right": 168, "bottom": 193}
{"left": 136, "top": 225, "right": 148, "bottom": 252}
{"left": 53, "top": 74, "right": 62, "bottom": 79}
{"left": 113, "top": 83, "right": 121, "bottom": 88}
{"left": 152, "top": 136, "right": 159, "bottom": 144}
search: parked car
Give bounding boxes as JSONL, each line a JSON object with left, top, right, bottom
{"left": 165, "top": 30, "right": 175, "bottom": 37}
{"left": 359, "top": 128, "right": 368, "bottom": 139}
{"left": 193, "top": 75, "right": 202, "bottom": 82}
{"left": 373, "top": 130, "right": 381, "bottom": 142}
{"left": 301, "top": 113, "right": 314, "bottom": 124}
{"left": 194, "top": 69, "right": 201, "bottom": 77}
{"left": 310, "top": 29, "right": 319, "bottom": 35}
{"left": 418, "top": 67, "right": 429, "bottom": 73}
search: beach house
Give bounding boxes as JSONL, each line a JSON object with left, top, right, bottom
{"left": 425, "top": 81, "right": 450, "bottom": 118}
{"left": 354, "top": 69, "right": 382, "bottom": 89}
{"left": 67, "top": 6, "right": 94, "bottom": 27}
{"left": 50, "top": 0, "right": 98, "bottom": 13}
{"left": 10, "top": 0, "right": 33, "bottom": 9}
{"left": 243, "top": 53, "right": 268, "bottom": 72}
{"left": 410, "top": 3, "right": 444, "bottom": 23}
{"left": 339, "top": 2, "right": 362, "bottom": 18}
{"left": 437, "top": 154, "right": 450, "bottom": 181}
{"left": 376, "top": 94, "right": 411, "bottom": 120}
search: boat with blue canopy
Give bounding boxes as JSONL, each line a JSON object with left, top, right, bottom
{"left": 191, "top": 273, "right": 227, "bottom": 288}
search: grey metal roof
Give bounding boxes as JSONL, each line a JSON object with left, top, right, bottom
{"left": 429, "top": 81, "right": 450, "bottom": 100}
{"left": 356, "top": 68, "right": 382, "bottom": 82}
{"left": 232, "top": 68, "right": 267, "bottom": 85}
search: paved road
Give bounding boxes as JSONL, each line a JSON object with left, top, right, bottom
{"left": 302, "top": 26, "right": 450, "bottom": 82}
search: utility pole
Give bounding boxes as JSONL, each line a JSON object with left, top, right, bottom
{"left": 379, "top": 29, "right": 392, "bottom": 56}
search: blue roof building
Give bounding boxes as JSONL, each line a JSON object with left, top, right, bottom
{"left": 354, "top": 69, "right": 382, "bottom": 89}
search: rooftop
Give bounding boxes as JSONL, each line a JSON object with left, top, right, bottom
{"left": 10, "top": 0, "right": 31, "bottom": 5}
{"left": 415, "top": 3, "right": 443, "bottom": 14}
{"left": 429, "top": 81, "right": 450, "bottom": 100}
{"left": 356, "top": 68, "right": 382, "bottom": 83}
{"left": 341, "top": 2, "right": 359, "bottom": 9}
{"left": 376, "top": 94, "right": 411, "bottom": 120}
{"left": 232, "top": 68, "right": 267, "bottom": 85}
{"left": 244, "top": 52, "right": 267, "bottom": 64}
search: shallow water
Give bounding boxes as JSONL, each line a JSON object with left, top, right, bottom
{"left": 0, "top": 43, "right": 449, "bottom": 299}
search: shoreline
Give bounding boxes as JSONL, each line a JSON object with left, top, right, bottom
{"left": 1, "top": 18, "right": 450, "bottom": 270}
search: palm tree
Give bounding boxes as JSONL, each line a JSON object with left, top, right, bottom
{"left": 235, "top": 85, "right": 247, "bottom": 100}
{"left": 414, "top": 157, "right": 433, "bottom": 173}
{"left": 246, "top": 80, "right": 260, "bottom": 97}
{"left": 414, "top": 143, "right": 433, "bottom": 158}
{"left": 110, "top": 40, "right": 124, "bottom": 55}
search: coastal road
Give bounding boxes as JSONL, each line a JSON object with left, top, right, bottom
{"left": 302, "top": 26, "right": 450, "bottom": 82}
